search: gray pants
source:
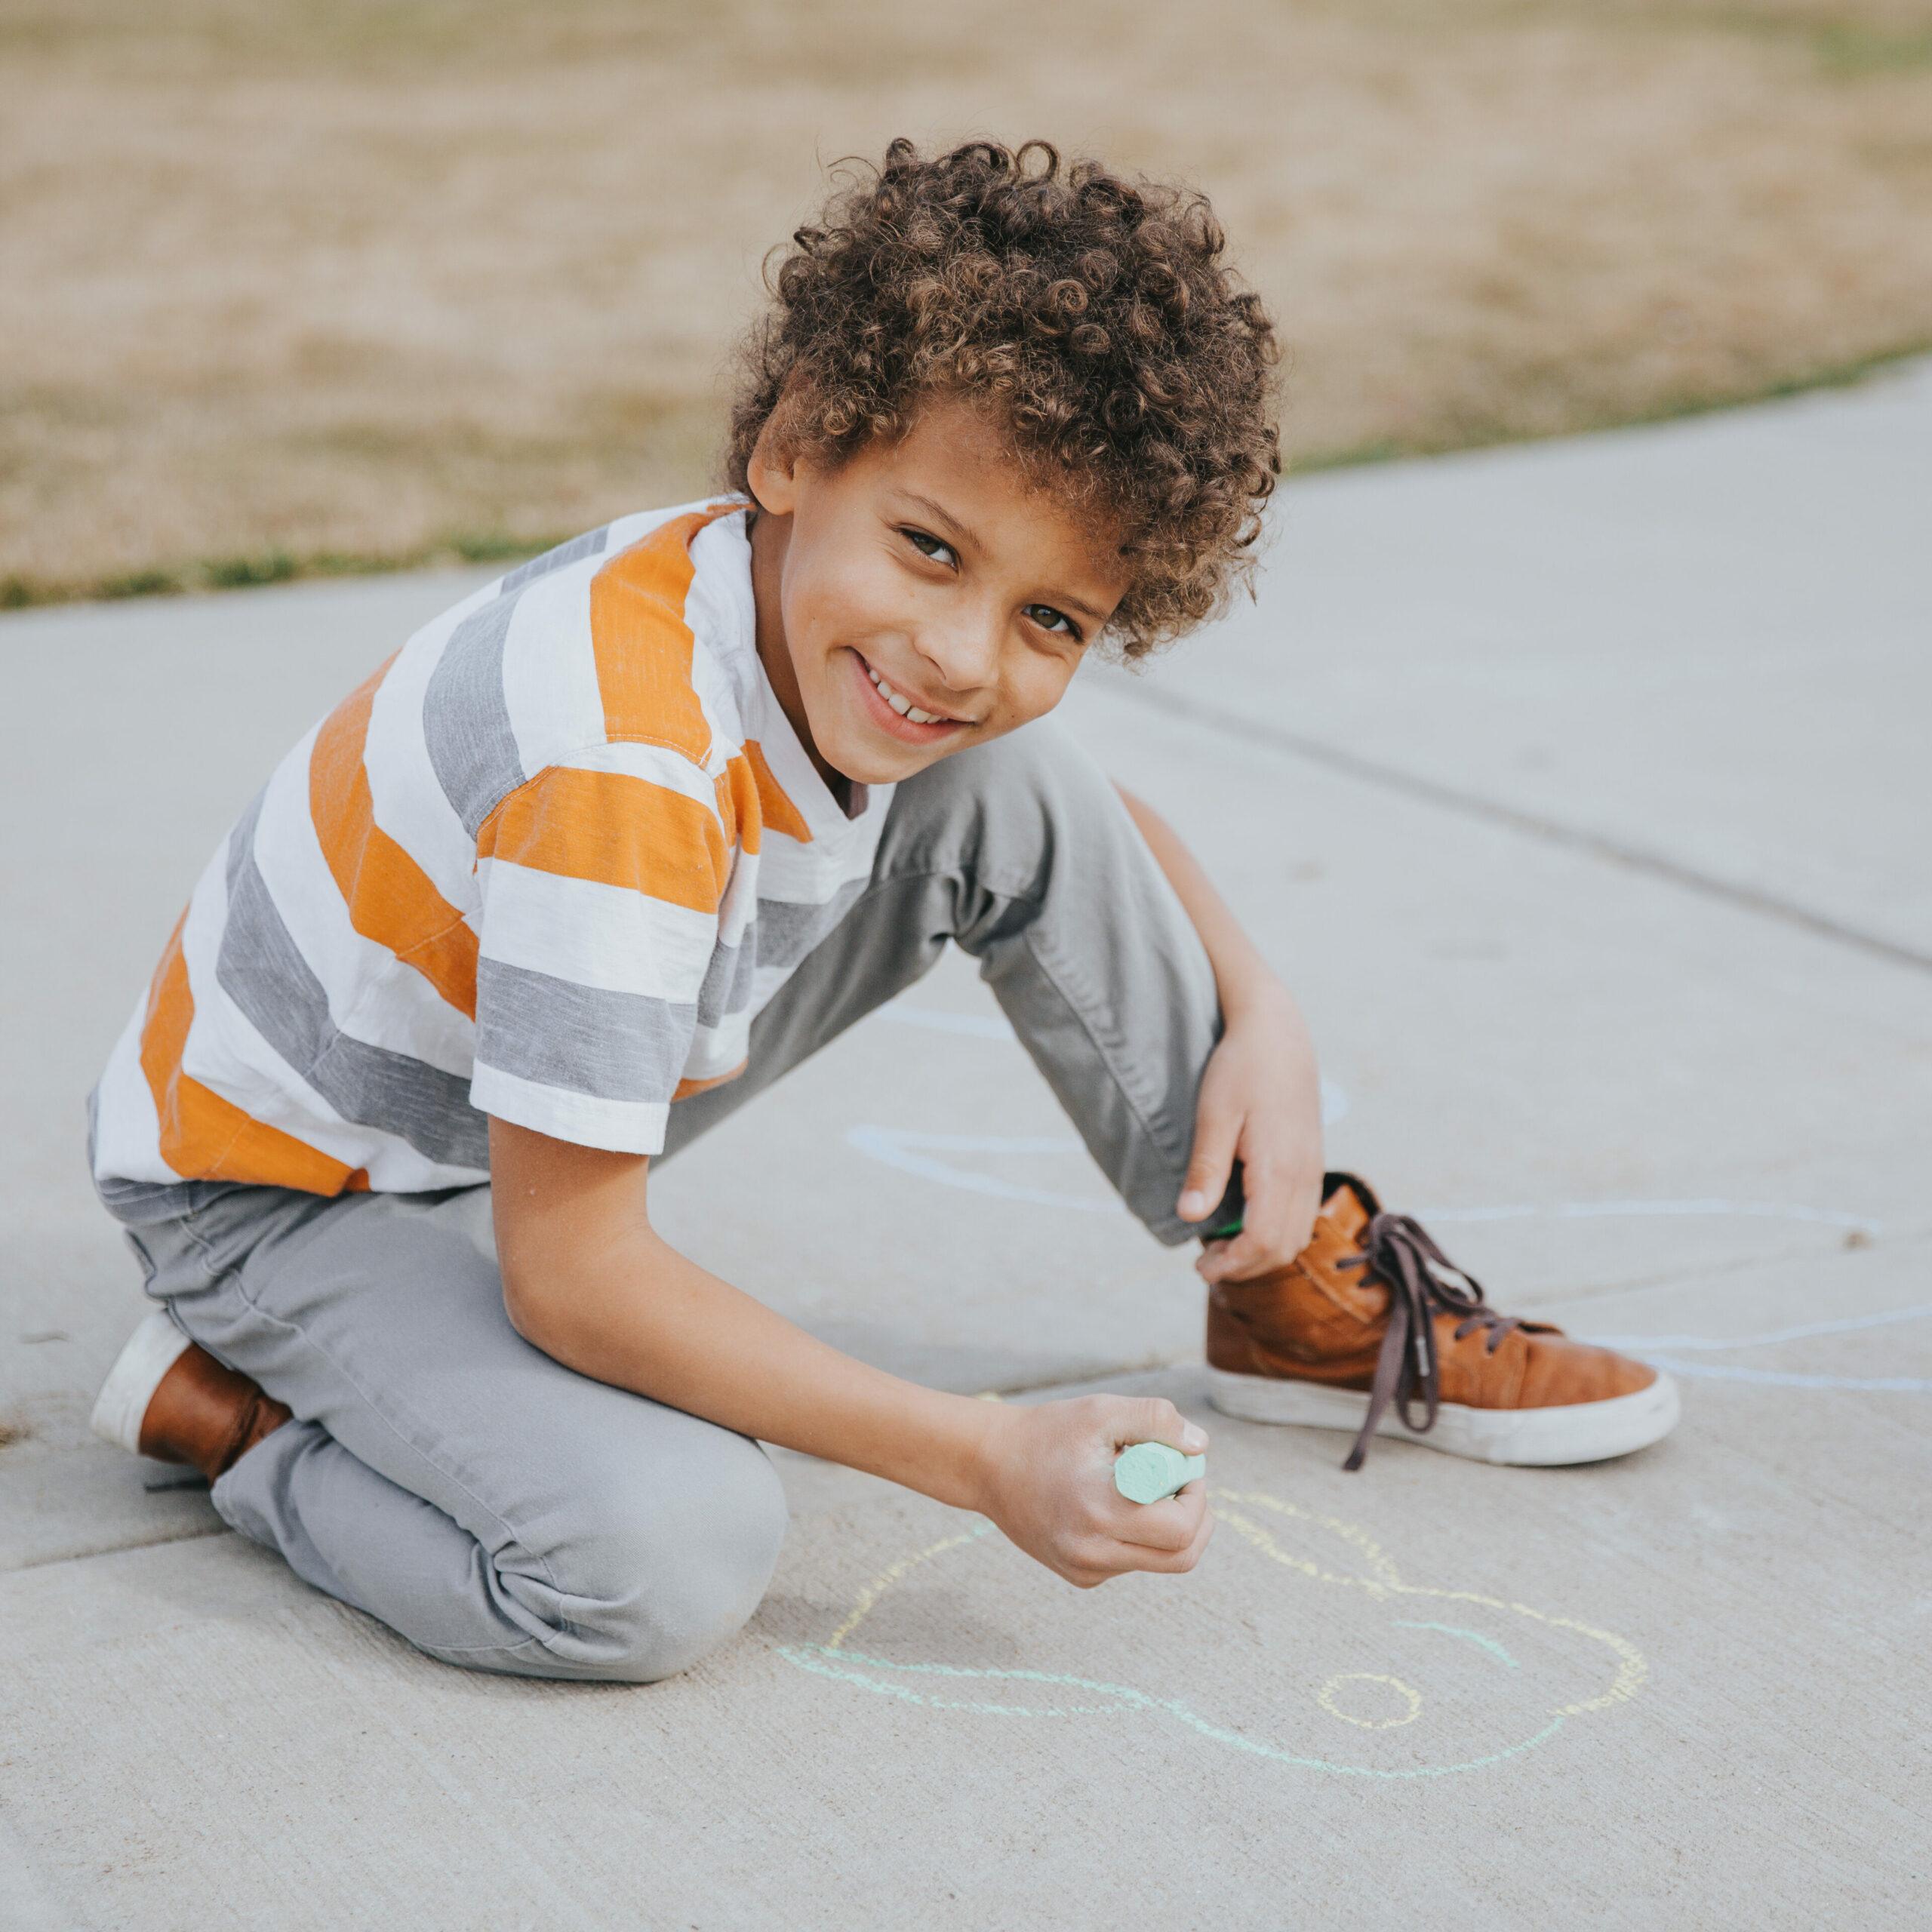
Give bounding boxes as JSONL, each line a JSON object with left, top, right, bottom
{"left": 107, "top": 719, "right": 1227, "bottom": 1682}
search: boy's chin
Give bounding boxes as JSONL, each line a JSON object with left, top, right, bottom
{"left": 813, "top": 713, "right": 976, "bottom": 787}
{"left": 826, "top": 738, "right": 958, "bottom": 787}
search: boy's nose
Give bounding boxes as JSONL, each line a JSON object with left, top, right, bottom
{"left": 912, "top": 610, "right": 1001, "bottom": 697}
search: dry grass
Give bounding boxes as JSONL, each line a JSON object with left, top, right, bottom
{"left": 2, "top": 0, "right": 1930, "bottom": 601}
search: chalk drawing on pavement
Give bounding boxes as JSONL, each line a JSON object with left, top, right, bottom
{"left": 1577, "top": 1299, "right": 1932, "bottom": 1392}
{"left": 844, "top": 1091, "right": 1918, "bottom": 1392}
{"left": 844, "top": 1081, "right": 1346, "bottom": 1214}
{"left": 777, "top": 1489, "right": 1643, "bottom": 1779}
{"left": 878, "top": 998, "right": 1353, "bottom": 1127}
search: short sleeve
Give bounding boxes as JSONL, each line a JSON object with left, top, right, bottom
{"left": 468, "top": 757, "right": 731, "bottom": 1152}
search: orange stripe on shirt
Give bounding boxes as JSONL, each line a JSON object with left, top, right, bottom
{"left": 589, "top": 505, "right": 740, "bottom": 763}
{"left": 310, "top": 658, "right": 480, "bottom": 1020}
{"left": 478, "top": 766, "right": 731, "bottom": 915}
{"left": 740, "top": 740, "right": 813, "bottom": 844}
{"left": 140, "top": 915, "right": 361, "bottom": 1194}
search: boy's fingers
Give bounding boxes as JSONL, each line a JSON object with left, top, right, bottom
{"left": 1116, "top": 1500, "right": 1216, "bottom": 1574}
{"left": 1196, "top": 1171, "right": 1321, "bottom": 1281}
{"left": 1112, "top": 1395, "right": 1208, "bottom": 1456}
{"left": 1175, "top": 1103, "right": 1240, "bottom": 1223}
{"left": 1112, "top": 1487, "right": 1206, "bottom": 1555}
{"left": 1198, "top": 1227, "right": 1275, "bottom": 1284}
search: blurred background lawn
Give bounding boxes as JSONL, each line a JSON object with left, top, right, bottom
{"left": 3, "top": 0, "right": 1929, "bottom": 603}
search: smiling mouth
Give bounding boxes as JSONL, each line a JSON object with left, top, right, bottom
{"left": 863, "top": 661, "right": 968, "bottom": 728}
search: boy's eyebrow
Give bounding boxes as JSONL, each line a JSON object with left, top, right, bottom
{"left": 896, "top": 489, "right": 1111, "bottom": 624}
{"left": 897, "top": 490, "right": 983, "bottom": 552}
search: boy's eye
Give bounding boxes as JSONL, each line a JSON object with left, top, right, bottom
{"left": 1023, "top": 603, "right": 1082, "bottom": 641}
{"left": 901, "top": 527, "right": 958, "bottom": 568}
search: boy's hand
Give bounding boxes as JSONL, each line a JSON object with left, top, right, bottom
{"left": 1176, "top": 986, "right": 1326, "bottom": 1286}
{"left": 973, "top": 1396, "right": 1213, "bottom": 1587}
{"left": 1109, "top": 785, "right": 1325, "bottom": 1289}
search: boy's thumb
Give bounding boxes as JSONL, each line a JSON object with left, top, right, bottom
{"left": 1177, "top": 1120, "right": 1238, "bottom": 1223}
{"left": 1122, "top": 1398, "right": 1208, "bottom": 1457}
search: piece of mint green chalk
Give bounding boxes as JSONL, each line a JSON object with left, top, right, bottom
{"left": 1113, "top": 1441, "right": 1205, "bottom": 1504}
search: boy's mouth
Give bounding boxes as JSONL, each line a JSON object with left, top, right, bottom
{"left": 851, "top": 654, "right": 973, "bottom": 741}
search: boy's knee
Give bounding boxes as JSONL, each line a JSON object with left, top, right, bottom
{"left": 885, "top": 717, "right": 1118, "bottom": 894}
{"left": 559, "top": 1434, "right": 790, "bottom": 1683}
{"left": 906, "top": 716, "right": 1095, "bottom": 822}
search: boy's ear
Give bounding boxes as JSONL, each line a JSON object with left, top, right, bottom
{"left": 746, "top": 414, "right": 801, "bottom": 516}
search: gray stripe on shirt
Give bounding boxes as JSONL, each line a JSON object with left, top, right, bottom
{"left": 754, "top": 877, "right": 869, "bottom": 972}
{"left": 474, "top": 957, "right": 696, "bottom": 1104}
{"left": 87, "top": 1085, "right": 202, "bottom": 1226}
{"left": 423, "top": 593, "right": 528, "bottom": 839}
{"left": 497, "top": 525, "right": 609, "bottom": 597}
{"left": 695, "top": 931, "right": 758, "bottom": 1031}
{"left": 218, "top": 795, "right": 491, "bottom": 1171}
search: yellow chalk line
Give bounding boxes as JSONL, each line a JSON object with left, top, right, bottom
{"left": 820, "top": 1489, "right": 1645, "bottom": 1720}
{"left": 1212, "top": 1488, "right": 1647, "bottom": 1712}
{"left": 825, "top": 1524, "right": 994, "bottom": 1653}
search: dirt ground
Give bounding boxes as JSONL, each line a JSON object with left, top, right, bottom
{"left": 3, "top": 0, "right": 1930, "bottom": 602}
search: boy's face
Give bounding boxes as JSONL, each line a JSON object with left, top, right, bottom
{"left": 746, "top": 398, "right": 1131, "bottom": 788}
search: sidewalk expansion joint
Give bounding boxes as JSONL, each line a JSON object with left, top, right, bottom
{"left": 1098, "top": 672, "right": 1932, "bottom": 978}
{"left": 3, "top": 1521, "right": 231, "bottom": 1577}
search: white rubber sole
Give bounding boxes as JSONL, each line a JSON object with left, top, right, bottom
{"left": 89, "top": 1309, "right": 191, "bottom": 1456}
{"left": 1206, "top": 1365, "right": 1681, "bottom": 1466}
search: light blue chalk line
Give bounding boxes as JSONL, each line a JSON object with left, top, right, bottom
{"left": 851, "top": 1101, "right": 1875, "bottom": 1244}
{"left": 1629, "top": 1355, "right": 1932, "bottom": 1393}
{"left": 1579, "top": 1301, "right": 1932, "bottom": 1389}
{"left": 1584, "top": 1301, "right": 1932, "bottom": 1352}
{"left": 1391, "top": 1622, "right": 1519, "bottom": 1668}
{"left": 844, "top": 1126, "right": 1123, "bottom": 1213}
{"left": 847, "top": 1074, "right": 1348, "bottom": 1209}
{"left": 844, "top": 1102, "right": 1924, "bottom": 1388}
{"left": 777, "top": 1646, "right": 1565, "bottom": 1779}
{"left": 1417, "top": 1198, "right": 1881, "bottom": 1234}
{"left": 874, "top": 1004, "right": 1352, "bottom": 1125}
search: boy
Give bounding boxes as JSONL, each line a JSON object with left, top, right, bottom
{"left": 88, "top": 141, "right": 1678, "bottom": 1684}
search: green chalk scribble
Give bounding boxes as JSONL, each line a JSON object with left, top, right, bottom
{"left": 777, "top": 1645, "right": 1564, "bottom": 1778}
{"left": 1392, "top": 1621, "right": 1521, "bottom": 1668}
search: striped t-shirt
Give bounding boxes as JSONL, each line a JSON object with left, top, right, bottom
{"left": 91, "top": 501, "right": 892, "bottom": 1199}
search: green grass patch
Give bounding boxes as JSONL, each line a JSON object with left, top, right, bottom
{"left": 450, "top": 531, "right": 550, "bottom": 563}
{"left": 0, "top": 529, "right": 564, "bottom": 610}
{"left": 205, "top": 549, "right": 298, "bottom": 589}
{"left": 0, "top": 528, "right": 569, "bottom": 611}
{"left": 5, "top": 337, "right": 1925, "bottom": 610}
{"left": 1814, "top": 25, "right": 1932, "bottom": 75}
{"left": 100, "top": 568, "right": 186, "bottom": 599}
{"left": 1291, "top": 337, "right": 1932, "bottom": 474}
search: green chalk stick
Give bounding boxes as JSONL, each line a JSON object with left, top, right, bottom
{"left": 1113, "top": 1441, "right": 1205, "bottom": 1504}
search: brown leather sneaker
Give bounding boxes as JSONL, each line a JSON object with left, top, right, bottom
{"left": 1207, "top": 1174, "right": 1679, "bottom": 1469}
{"left": 91, "top": 1309, "right": 292, "bottom": 1482}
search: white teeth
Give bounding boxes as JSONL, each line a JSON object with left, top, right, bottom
{"left": 867, "top": 665, "right": 948, "bottom": 727}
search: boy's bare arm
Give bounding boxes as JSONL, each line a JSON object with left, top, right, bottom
{"left": 1115, "top": 784, "right": 1327, "bottom": 1278}
{"left": 489, "top": 1117, "right": 1213, "bottom": 1588}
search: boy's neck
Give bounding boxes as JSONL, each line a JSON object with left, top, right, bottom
{"left": 746, "top": 505, "right": 864, "bottom": 816}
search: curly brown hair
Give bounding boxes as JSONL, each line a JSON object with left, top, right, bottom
{"left": 726, "top": 139, "right": 1280, "bottom": 657}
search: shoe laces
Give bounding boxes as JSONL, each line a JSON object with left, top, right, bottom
{"left": 1336, "top": 1212, "right": 1524, "bottom": 1471}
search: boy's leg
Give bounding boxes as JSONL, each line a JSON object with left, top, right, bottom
{"left": 108, "top": 715, "right": 1202, "bottom": 1678}
{"left": 125, "top": 1183, "right": 788, "bottom": 1683}
{"left": 663, "top": 715, "right": 1228, "bottom": 1244}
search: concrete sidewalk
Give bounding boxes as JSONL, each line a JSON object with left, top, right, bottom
{"left": 2, "top": 363, "right": 1927, "bottom": 1928}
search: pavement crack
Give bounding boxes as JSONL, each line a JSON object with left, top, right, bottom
{"left": 2, "top": 1521, "right": 230, "bottom": 1577}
